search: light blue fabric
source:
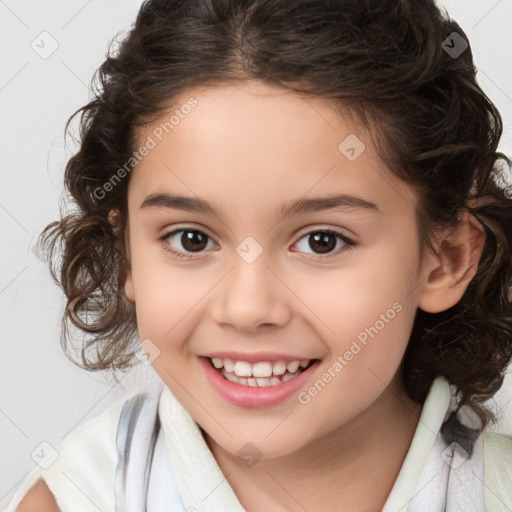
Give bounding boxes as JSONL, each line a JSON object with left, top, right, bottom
{"left": 120, "top": 377, "right": 512, "bottom": 511}
{"left": 114, "top": 388, "right": 185, "bottom": 511}
{"left": 5, "top": 376, "right": 512, "bottom": 510}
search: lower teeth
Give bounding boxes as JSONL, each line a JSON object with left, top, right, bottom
{"left": 219, "top": 368, "right": 304, "bottom": 387}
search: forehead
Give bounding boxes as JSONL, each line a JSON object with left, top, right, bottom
{"left": 129, "top": 80, "right": 416, "bottom": 221}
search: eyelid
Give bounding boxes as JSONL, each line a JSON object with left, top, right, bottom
{"left": 158, "top": 224, "right": 218, "bottom": 260}
{"left": 158, "top": 223, "right": 217, "bottom": 243}
{"left": 159, "top": 224, "right": 355, "bottom": 243}
{"left": 294, "top": 224, "right": 356, "bottom": 241}
{"left": 291, "top": 226, "right": 356, "bottom": 259}
{"left": 159, "top": 223, "right": 357, "bottom": 258}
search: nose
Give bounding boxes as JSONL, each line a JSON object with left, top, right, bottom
{"left": 209, "top": 254, "right": 292, "bottom": 333}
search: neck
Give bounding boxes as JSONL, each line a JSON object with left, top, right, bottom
{"left": 204, "top": 374, "right": 423, "bottom": 512}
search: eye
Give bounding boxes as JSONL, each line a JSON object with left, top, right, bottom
{"left": 292, "top": 229, "right": 355, "bottom": 258}
{"left": 160, "top": 227, "right": 217, "bottom": 258}
{"left": 159, "top": 226, "right": 356, "bottom": 260}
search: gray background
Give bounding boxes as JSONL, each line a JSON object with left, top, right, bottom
{"left": 1, "top": 0, "right": 511, "bottom": 505}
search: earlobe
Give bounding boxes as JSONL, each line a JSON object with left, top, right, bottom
{"left": 418, "top": 212, "right": 485, "bottom": 313}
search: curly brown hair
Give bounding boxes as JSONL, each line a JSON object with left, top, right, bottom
{"left": 41, "top": 0, "right": 512, "bottom": 432}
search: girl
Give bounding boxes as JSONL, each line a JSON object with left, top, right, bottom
{"left": 7, "top": 0, "right": 512, "bottom": 510}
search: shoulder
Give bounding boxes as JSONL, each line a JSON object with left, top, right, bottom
{"left": 483, "top": 431, "right": 512, "bottom": 471}
{"left": 14, "top": 479, "right": 58, "bottom": 512}
{"left": 5, "top": 393, "right": 138, "bottom": 512}
{"left": 483, "top": 431, "right": 512, "bottom": 509}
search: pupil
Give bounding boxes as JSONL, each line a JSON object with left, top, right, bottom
{"left": 310, "top": 232, "right": 336, "bottom": 254}
{"left": 182, "top": 231, "right": 207, "bottom": 252}
{"left": 179, "top": 231, "right": 337, "bottom": 254}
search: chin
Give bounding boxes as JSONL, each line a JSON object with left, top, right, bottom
{"left": 208, "top": 428, "right": 311, "bottom": 462}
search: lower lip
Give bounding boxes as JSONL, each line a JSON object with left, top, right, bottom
{"left": 198, "top": 356, "right": 320, "bottom": 408}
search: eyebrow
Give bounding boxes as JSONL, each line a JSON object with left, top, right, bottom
{"left": 139, "top": 192, "right": 380, "bottom": 219}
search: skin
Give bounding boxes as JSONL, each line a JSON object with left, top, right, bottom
{"left": 17, "top": 79, "right": 485, "bottom": 511}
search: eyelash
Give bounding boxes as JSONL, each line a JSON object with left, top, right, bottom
{"left": 159, "top": 226, "right": 356, "bottom": 260}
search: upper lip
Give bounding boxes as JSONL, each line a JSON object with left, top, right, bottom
{"left": 201, "top": 351, "right": 316, "bottom": 363}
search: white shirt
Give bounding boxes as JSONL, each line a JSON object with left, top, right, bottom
{"left": 4, "top": 376, "right": 499, "bottom": 511}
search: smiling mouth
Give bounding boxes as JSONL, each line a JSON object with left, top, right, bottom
{"left": 206, "top": 356, "right": 318, "bottom": 387}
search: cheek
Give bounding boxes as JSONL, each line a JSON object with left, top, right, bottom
{"left": 129, "top": 244, "right": 217, "bottom": 350}
{"left": 288, "top": 243, "right": 418, "bottom": 387}
{"left": 293, "top": 245, "right": 416, "bottom": 338}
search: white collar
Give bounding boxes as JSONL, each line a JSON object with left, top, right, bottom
{"left": 382, "top": 376, "right": 452, "bottom": 511}
{"left": 159, "top": 376, "right": 452, "bottom": 511}
{"left": 159, "top": 386, "right": 245, "bottom": 510}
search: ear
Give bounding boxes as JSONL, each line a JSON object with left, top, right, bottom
{"left": 418, "top": 211, "right": 485, "bottom": 313}
{"left": 108, "top": 209, "right": 135, "bottom": 302}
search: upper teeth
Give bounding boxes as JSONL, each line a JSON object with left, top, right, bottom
{"left": 211, "top": 358, "right": 310, "bottom": 378}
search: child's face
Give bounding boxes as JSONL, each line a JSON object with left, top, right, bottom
{"left": 124, "top": 80, "right": 430, "bottom": 458}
